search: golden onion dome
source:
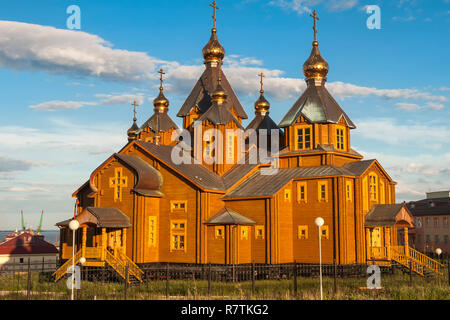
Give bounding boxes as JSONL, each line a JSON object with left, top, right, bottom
{"left": 153, "top": 90, "right": 169, "bottom": 113}
{"left": 303, "top": 41, "right": 329, "bottom": 80}
{"left": 202, "top": 28, "right": 225, "bottom": 63}
{"left": 127, "top": 121, "right": 139, "bottom": 142}
{"left": 254, "top": 92, "right": 270, "bottom": 114}
{"left": 211, "top": 76, "right": 227, "bottom": 102}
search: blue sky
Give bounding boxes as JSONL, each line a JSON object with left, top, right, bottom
{"left": 0, "top": 0, "right": 449, "bottom": 230}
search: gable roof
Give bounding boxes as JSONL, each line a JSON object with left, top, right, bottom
{"left": 365, "top": 203, "right": 414, "bottom": 227}
{"left": 0, "top": 232, "right": 58, "bottom": 255}
{"left": 177, "top": 67, "right": 247, "bottom": 119}
{"left": 140, "top": 111, "right": 178, "bottom": 133}
{"left": 278, "top": 82, "right": 356, "bottom": 128}
{"left": 203, "top": 207, "right": 256, "bottom": 225}
{"left": 196, "top": 102, "right": 244, "bottom": 128}
{"left": 343, "top": 159, "right": 377, "bottom": 176}
{"left": 56, "top": 207, "right": 132, "bottom": 228}
{"left": 246, "top": 113, "right": 281, "bottom": 132}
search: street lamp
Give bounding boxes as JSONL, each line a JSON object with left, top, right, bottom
{"left": 315, "top": 217, "right": 324, "bottom": 301}
{"left": 69, "top": 219, "right": 80, "bottom": 300}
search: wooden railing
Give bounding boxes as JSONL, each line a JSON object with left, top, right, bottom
{"left": 369, "top": 245, "right": 443, "bottom": 276}
{"left": 118, "top": 251, "right": 144, "bottom": 282}
{"left": 104, "top": 249, "right": 127, "bottom": 280}
{"left": 53, "top": 250, "right": 82, "bottom": 282}
{"left": 84, "top": 247, "right": 100, "bottom": 259}
{"left": 408, "top": 247, "right": 443, "bottom": 275}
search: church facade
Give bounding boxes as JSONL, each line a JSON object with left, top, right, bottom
{"left": 55, "top": 4, "right": 443, "bottom": 282}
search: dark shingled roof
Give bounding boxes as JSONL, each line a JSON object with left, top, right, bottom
{"left": 177, "top": 67, "right": 247, "bottom": 119}
{"left": 140, "top": 111, "right": 178, "bottom": 133}
{"left": 279, "top": 144, "right": 363, "bottom": 158}
{"left": 115, "top": 153, "right": 164, "bottom": 197}
{"left": 136, "top": 141, "right": 226, "bottom": 191}
{"left": 406, "top": 197, "right": 450, "bottom": 217}
{"left": 246, "top": 113, "right": 282, "bottom": 132}
{"left": 364, "top": 203, "right": 414, "bottom": 227}
{"left": 343, "top": 159, "right": 376, "bottom": 176}
{"left": 203, "top": 207, "right": 256, "bottom": 225}
{"left": 58, "top": 207, "right": 132, "bottom": 228}
{"left": 223, "top": 165, "right": 355, "bottom": 199}
{"left": 278, "top": 82, "right": 356, "bottom": 128}
{"left": 197, "top": 102, "right": 244, "bottom": 128}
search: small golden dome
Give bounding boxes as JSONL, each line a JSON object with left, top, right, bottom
{"left": 255, "top": 93, "right": 270, "bottom": 114}
{"left": 127, "top": 121, "right": 139, "bottom": 142}
{"left": 211, "top": 76, "right": 227, "bottom": 102}
{"left": 202, "top": 28, "right": 225, "bottom": 63}
{"left": 303, "top": 41, "right": 329, "bottom": 80}
{"left": 153, "top": 91, "right": 169, "bottom": 113}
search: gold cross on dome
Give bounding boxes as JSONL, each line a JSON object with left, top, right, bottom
{"left": 210, "top": 1, "right": 219, "bottom": 29}
{"left": 310, "top": 10, "right": 320, "bottom": 42}
{"left": 258, "top": 72, "right": 265, "bottom": 93}
{"left": 131, "top": 101, "right": 139, "bottom": 120}
{"left": 158, "top": 68, "right": 165, "bottom": 90}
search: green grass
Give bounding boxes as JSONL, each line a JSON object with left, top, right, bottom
{"left": 0, "top": 270, "right": 449, "bottom": 300}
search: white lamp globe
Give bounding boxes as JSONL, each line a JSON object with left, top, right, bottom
{"left": 80, "top": 257, "right": 86, "bottom": 265}
{"left": 315, "top": 217, "right": 324, "bottom": 227}
{"left": 69, "top": 220, "right": 80, "bottom": 231}
{"left": 436, "top": 248, "right": 442, "bottom": 256}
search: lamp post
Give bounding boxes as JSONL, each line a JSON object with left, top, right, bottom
{"left": 315, "top": 217, "right": 324, "bottom": 300}
{"left": 69, "top": 219, "right": 80, "bottom": 301}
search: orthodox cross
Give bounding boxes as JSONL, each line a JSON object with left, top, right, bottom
{"left": 131, "top": 100, "right": 139, "bottom": 121}
{"left": 110, "top": 168, "right": 128, "bottom": 202}
{"left": 259, "top": 72, "right": 265, "bottom": 93}
{"left": 210, "top": 1, "right": 219, "bottom": 29}
{"left": 158, "top": 68, "right": 165, "bottom": 91}
{"left": 310, "top": 10, "right": 319, "bottom": 42}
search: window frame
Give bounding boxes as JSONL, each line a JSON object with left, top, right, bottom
{"left": 170, "top": 201, "right": 187, "bottom": 213}
{"left": 317, "top": 181, "right": 328, "bottom": 202}
{"left": 294, "top": 125, "right": 313, "bottom": 151}
{"left": 148, "top": 216, "right": 157, "bottom": 247}
{"left": 298, "top": 225, "right": 308, "bottom": 240}
{"left": 297, "top": 181, "right": 307, "bottom": 203}
{"left": 170, "top": 219, "right": 187, "bottom": 252}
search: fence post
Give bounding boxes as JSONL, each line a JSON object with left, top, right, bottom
{"left": 124, "top": 263, "right": 129, "bottom": 300}
{"left": 294, "top": 260, "right": 298, "bottom": 297}
{"left": 333, "top": 258, "right": 337, "bottom": 294}
{"left": 251, "top": 261, "right": 255, "bottom": 297}
{"left": 42, "top": 256, "right": 45, "bottom": 273}
{"left": 166, "top": 262, "right": 169, "bottom": 298}
{"left": 26, "top": 258, "right": 31, "bottom": 300}
{"left": 208, "top": 263, "right": 212, "bottom": 296}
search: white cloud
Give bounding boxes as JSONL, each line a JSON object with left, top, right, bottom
{"left": 29, "top": 100, "right": 98, "bottom": 111}
{"left": 269, "top": 0, "right": 358, "bottom": 14}
{"left": 95, "top": 93, "right": 145, "bottom": 106}
{"left": 395, "top": 101, "right": 444, "bottom": 111}
{"left": 0, "top": 20, "right": 165, "bottom": 81}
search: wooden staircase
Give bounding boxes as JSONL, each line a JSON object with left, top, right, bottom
{"left": 370, "top": 246, "right": 444, "bottom": 277}
{"left": 53, "top": 248, "right": 144, "bottom": 284}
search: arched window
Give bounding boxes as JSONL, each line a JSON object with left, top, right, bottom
{"left": 369, "top": 173, "right": 378, "bottom": 201}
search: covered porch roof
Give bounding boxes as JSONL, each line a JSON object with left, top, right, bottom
{"left": 203, "top": 207, "right": 256, "bottom": 226}
{"left": 56, "top": 207, "right": 132, "bottom": 228}
{"left": 365, "top": 203, "right": 414, "bottom": 228}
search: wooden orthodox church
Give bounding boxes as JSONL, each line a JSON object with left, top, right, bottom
{"left": 54, "top": 4, "right": 443, "bottom": 282}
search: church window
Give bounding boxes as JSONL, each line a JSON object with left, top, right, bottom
{"left": 215, "top": 226, "right": 224, "bottom": 239}
{"left": 203, "top": 130, "right": 214, "bottom": 163}
{"left": 298, "top": 226, "right": 308, "bottom": 240}
{"left": 336, "top": 126, "right": 345, "bottom": 150}
{"left": 284, "top": 189, "right": 291, "bottom": 202}
{"left": 297, "top": 182, "right": 307, "bottom": 203}
{"left": 369, "top": 173, "right": 378, "bottom": 201}
{"left": 255, "top": 226, "right": 264, "bottom": 240}
{"left": 321, "top": 225, "right": 329, "bottom": 240}
{"left": 170, "top": 220, "right": 186, "bottom": 251}
{"left": 148, "top": 216, "right": 157, "bottom": 247}
{"left": 109, "top": 168, "right": 128, "bottom": 202}
{"left": 295, "top": 126, "right": 312, "bottom": 150}
{"left": 170, "top": 201, "right": 187, "bottom": 213}
{"left": 240, "top": 226, "right": 249, "bottom": 240}
{"left": 346, "top": 181, "right": 352, "bottom": 201}
{"left": 318, "top": 181, "right": 328, "bottom": 202}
